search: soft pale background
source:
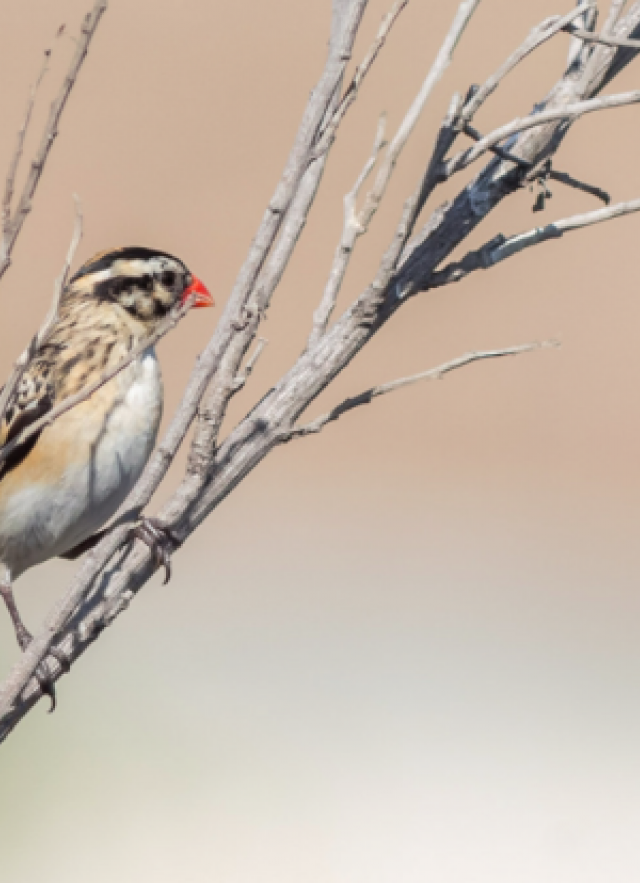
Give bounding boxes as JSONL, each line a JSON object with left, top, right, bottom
{"left": 0, "top": 1, "right": 639, "bottom": 880}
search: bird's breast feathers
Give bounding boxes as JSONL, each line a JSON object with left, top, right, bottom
{"left": 0, "top": 350, "right": 163, "bottom": 577}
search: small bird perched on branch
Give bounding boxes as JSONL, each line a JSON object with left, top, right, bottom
{"left": 0, "top": 246, "right": 213, "bottom": 706}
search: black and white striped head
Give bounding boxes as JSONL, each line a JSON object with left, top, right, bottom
{"left": 67, "top": 246, "right": 213, "bottom": 328}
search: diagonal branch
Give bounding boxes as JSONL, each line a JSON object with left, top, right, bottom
{"left": 443, "top": 89, "right": 640, "bottom": 179}
{"left": 565, "top": 24, "right": 640, "bottom": 47}
{"left": 462, "top": 122, "right": 610, "bottom": 204}
{"left": 460, "top": 3, "right": 595, "bottom": 124}
{"left": 428, "top": 196, "right": 640, "bottom": 289}
{"left": 282, "top": 342, "right": 558, "bottom": 441}
{"left": 314, "top": 0, "right": 410, "bottom": 157}
{"left": 3, "top": 37, "right": 54, "bottom": 235}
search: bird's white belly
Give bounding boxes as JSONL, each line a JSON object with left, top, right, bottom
{"left": 0, "top": 351, "right": 163, "bottom": 577}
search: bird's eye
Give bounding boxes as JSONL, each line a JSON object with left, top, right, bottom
{"left": 161, "top": 270, "right": 176, "bottom": 288}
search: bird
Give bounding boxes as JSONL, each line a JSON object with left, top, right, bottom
{"left": 0, "top": 246, "right": 213, "bottom": 705}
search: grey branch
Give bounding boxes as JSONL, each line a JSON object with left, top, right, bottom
{"left": 2, "top": 38, "right": 53, "bottom": 235}
{"left": 308, "top": 0, "right": 483, "bottom": 347}
{"left": 461, "top": 3, "right": 595, "bottom": 124}
{"left": 2, "top": 1, "right": 640, "bottom": 740}
{"left": 602, "top": 0, "right": 628, "bottom": 35}
{"left": 429, "top": 197, "right": 640, "bottom": 288}
{"left": 0, "top": 1, "right": 107, "bottom": 283}
{"left": 284, "top": 342, "right": 558, "bottom": 440}
{"left": 565, "top": 24, "right": 640, "bottom": 46}
{"left": 314, "top": 0, "right": 410, "bottom": 158}
{"left": 444, "top": 89, "right": 640, "bottom": 179}
{"left": 462, "top": 122, "right": 610, "bottom": 204}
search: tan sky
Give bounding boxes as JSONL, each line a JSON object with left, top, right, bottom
{"left": 1, "top": 2, "right": 640, "bottom": 881}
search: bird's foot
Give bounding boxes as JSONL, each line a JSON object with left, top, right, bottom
{"left": 133, "top": 517, "right": 180, "bottom": 585}
{"left": 15, "top": 627, "right": 70, "bottom": 714}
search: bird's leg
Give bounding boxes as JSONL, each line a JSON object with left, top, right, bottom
{"left": 133, "top": 517, "right": 181, "bottom": 584}
{"left": 0, "top": 577, "right": 32, "bottom": 651}
{"left": 0, "top": 575, "right": 69, "bottom": 712}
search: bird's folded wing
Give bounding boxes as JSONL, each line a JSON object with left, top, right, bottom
{"left": 0, "top": 362, "right": 54, "bottom": 482}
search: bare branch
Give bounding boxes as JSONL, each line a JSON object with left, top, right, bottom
{"left": 2, "top": 39, "right": 54, "bottom": 235}
{"left": 565, "top": 24, "right": 640, "bottom": 47}
{"left": 461, "top": 3, "right": 595, "bottom": 124}
{"left": 0, "top": 1, "right": 107, "bottom": 284}
{"left": 314, "top": 0, "right": 410, "bottom": 157}
{"left": 462, "top": 123, "right": 610, "bottom": 204}
{"left": 443, "top": 89, "right": 640, "bottom": 179}
{"left": 602, "top": 0, "right": 628, "bottom": 35}
{"left": 283, "top": 342, "right": 558, "bottom": 440}
{"left": 308, "top": 114, "right": 387, "bottom": 347}
{"left": 46, "top": 195, "right": 83, "bottom": 340}
{"left": 308, "top": 0, "right": 482, "bottom": 347}
{"left": 428, "top": 197, "right": 640, "bottom": 289}
{"left": 358, "top": 0, "right": 482, "bottom": 228}
{"left": 566, "top": 1, "right": 598, "bottom": 69}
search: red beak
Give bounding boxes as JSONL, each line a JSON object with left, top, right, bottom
{"left": 181, "top": 275, "right": 214, "bottom": 308}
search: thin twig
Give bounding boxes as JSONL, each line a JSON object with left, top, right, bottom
{"left": 463, "top": 123, "right": 610, "bottom": 204}
{"left": 308, "top": 0, "right": 482, "bottom": 346}
{"left": 0, "top": 1, "right": 107, "bottom": 284}
{"left": 428, "top": 197, "right": 640, "bottom": 289}
{"left": 308, "top": 114, "right": 387, "bottom": 347}
{"left": 443, "top": 89, "right": 640, "bottom": 178}
{"left": 46, "top": 195, "right": 84, "bottom": 338}
{"left": 283, "top": 342, "right": 558, "bottom": 441}
{"left": 314, "top": 0, "right": 410, "bottom": 157}
{"left": 564, "top": 24, "right": 640, "bottom": 47}
{"left": 0, "top": 196, "right": 83, "bottom": 434}
{"left": 461, "top": 3, "right": 595, "bottom": 123}
{"left": 2, "top": 39, "right": 55, "bottom": 235}
{"left": 359, "top": 0, "right": 482, "bottom": 227}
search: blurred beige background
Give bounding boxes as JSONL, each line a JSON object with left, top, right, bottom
{"left": 1, "top": 1, "right": 640, "bottom": 880}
